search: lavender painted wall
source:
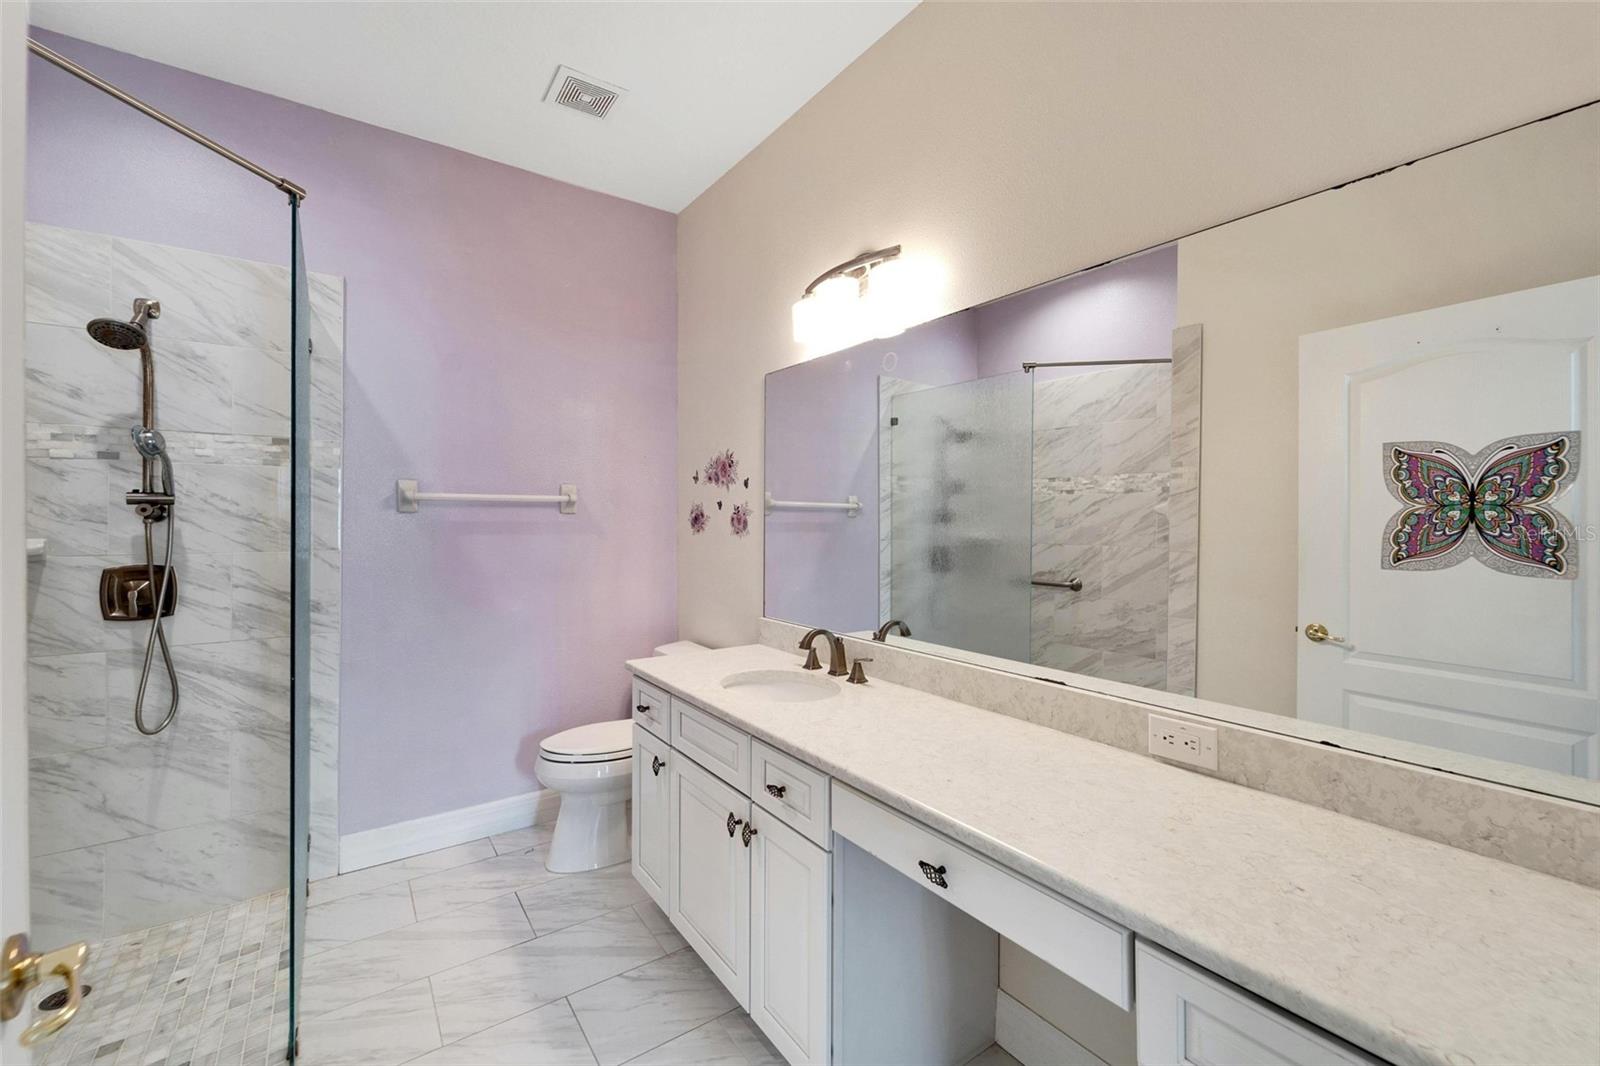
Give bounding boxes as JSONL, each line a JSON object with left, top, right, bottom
{"left": 973, "top": 245, "right": 1177, "bottom": 379}
{"left": 763, "top": 315, "right": 977, "bottom": 632}
{"left": 26, "top": 31, "right": 678, "bottom": 834}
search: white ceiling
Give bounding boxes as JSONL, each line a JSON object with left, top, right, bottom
{"left": 29, "top": 0, "right": 918, "bottom": 212}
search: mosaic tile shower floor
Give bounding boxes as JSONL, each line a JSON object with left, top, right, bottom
{"left": 30, "top": 890, "right": 289, "bottom": 1066}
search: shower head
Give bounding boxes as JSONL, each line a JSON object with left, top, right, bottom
{"left": 86, "top": 298, "right": 159, "bottom": 350}
{"left": 130, "top": 425, "right": 167, "bottom": 458}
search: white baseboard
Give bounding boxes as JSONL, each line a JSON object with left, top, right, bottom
{"left": 996, "top": 989, "right": 1109, "bottom": 1066}
{"left": 338, "top": 788, "right": 561, "bottom": 874}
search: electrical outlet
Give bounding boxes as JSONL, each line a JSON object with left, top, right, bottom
{"left": 1147, "top": 714, "right": 1218, "bottom": 771}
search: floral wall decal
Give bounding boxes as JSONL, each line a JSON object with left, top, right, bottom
{"left": 1383, "top": 431, "right": 1581, "bottom": 579}
{"left": 730, "top": 502, "right": 751, "bottom": 537}
{"left": 688, "top": 502, "right": 707, "bottom": 534}
{"left": 704, "top": 449, "right": 739, "bottom": 489}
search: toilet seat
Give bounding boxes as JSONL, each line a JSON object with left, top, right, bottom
{"left": 540, "top": 720, "right": 633, "bottom": 764}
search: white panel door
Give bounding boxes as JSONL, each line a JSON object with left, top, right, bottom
{"left": 750, "top": 813, "right": 830, "bottom": 1066}
{"left": 631, "top": 725, "right": 671, "bottom": 911}
{"left": 1299, "top": 277, "right": 1600, "bottom": 777}
{"left": 669, "top": 755, "right": 751, "bottom": 1006}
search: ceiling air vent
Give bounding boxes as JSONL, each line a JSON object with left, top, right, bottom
{"left": 545, "top": 65, "right": 625, "bottom": 119}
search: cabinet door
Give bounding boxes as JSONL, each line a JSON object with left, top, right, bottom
{"left": 670, "top": 754, "right": 751, "bottom": 1006}
{"left": 750, "top": 813, "right": 830, "bottom": 1066}
{"left": 1135, "top": 941, "right": 1378, "bottom": 1066}
{"left": 632, "top": 725, "right": 671, "bottom": 910}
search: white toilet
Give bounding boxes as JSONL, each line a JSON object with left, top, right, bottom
{"left": 537, "top": 719, "right": 635, "bottom": 873}
{"left": 538, "top": 640, "right": 707, "bottom": 873}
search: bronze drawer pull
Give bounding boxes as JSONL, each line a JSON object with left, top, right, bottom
{"left": 918, "top": 860, "right": 948, "bottom": 889}
{"left": 764, "top": 783, "right": 787, "bottom": 799}
{"left": 742, "top": 822, "right": 758, "bottom": 847}
{"left": 727, "top": 812, "right": 743, "bottom": 837}
{"left": 651, "top": 755, "right": 664, "bottom": 776}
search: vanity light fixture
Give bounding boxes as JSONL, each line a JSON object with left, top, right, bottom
{"left": 792, "top": 245, "right": 940, "bottom": 357}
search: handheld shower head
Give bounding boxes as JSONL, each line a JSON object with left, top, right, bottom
{"left": 130, "top": 425, "right": 174, "bottom": 497}
{"left": 130, "top": 425, "right": 166, "bottom": 458}
{"left": 87, "top": 298, "right": 159, "bottom": 350}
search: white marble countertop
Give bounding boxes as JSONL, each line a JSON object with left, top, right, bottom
{"left": 627, "top": 644, "right": 1600, "bottom": 1066}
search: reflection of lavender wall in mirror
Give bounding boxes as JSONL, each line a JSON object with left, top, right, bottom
{"left": 764, "top": 316, "right": 979, "bottom": 633}
{"left": 974, "top": 245, "right": 1177, "bottom": 377}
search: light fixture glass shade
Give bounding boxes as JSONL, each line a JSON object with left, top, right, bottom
{"left": 797, "top": 273, "right": 863, "bottom": 356}
{"left": 864, "top": 257, "right": 913, "bottom": 339}
{"left": 791, "top": 292, "right": 820, "bottom": 344}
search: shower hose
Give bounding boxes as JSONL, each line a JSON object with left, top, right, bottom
{"left": 133, "top": 502, "right": 180, "bottom": 735}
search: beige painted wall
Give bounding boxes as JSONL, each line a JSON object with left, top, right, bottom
{"left": 1180, "top": 106, "right": 1600, "bottom": 714}
{"left": 676, "top": 3, "right": 1600, "bottom": 1045}
{"left": 676, "top": 1, "right": 1600, "bottom": 649}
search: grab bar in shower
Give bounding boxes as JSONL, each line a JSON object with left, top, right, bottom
{"left": 764, "top": 490, "right": 861, "bottom": 517}
{"left": 396, "top": 479, "right": 577, "bottom": 515}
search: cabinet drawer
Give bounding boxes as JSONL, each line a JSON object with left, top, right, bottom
{"left": 672, "top": 698, "right": 752, "bottom": 793}
{"left": 632, "top": 677, "right": 670, "bottom": 742}
{"left": 753, "top": 740, "right": 831, "bottom": 849}
{"left": 832, "top": 783, "right": 1131, "bottom": 1010}
{"left": 1135, "top": 941, "right": 1378, "bottom": 1066}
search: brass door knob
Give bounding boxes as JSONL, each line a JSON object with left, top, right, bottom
{"left": 1303, "top": 623, "right": 1346, "bottom": 645}
{"left": 2, "top": 933, "right": 89, "bottom": 1046}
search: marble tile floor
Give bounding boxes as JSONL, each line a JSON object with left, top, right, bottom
{"left": 29, "top": 824, "right": 1024, "bottom": 1066}
{"left": 291, "top": 825, "right": 786, "bottom": 1066}
{"left": 30, "top": 887, "right": 289, "bottom": 1066}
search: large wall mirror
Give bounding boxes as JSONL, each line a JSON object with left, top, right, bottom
{"left": 764, "top": 104, "right": 1600, "bottom": 803}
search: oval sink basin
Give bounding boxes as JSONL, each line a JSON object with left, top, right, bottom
{"left": 720, "top": 669, "right": 839, "bottom": 703}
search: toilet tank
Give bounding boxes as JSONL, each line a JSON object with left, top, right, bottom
{"left": 653, "top": 640, "right": 709, "bottom": 656}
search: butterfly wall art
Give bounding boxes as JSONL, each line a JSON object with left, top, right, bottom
{"left": 1383, "top": 431, "right": 1582, "bottom": 579}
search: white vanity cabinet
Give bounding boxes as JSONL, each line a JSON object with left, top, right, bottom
{"left": 630, "top": 683, "right": 834, "bottom": 1064}
{"left": 629, "top": 674, "right": 1384, "bottom": 1066}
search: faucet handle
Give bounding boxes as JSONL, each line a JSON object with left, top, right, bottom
{"left": 847, "top": 657, "right": 872, "bottom": 685}
{"left": 801, "top": 646, "right": 821, "bottom": 670}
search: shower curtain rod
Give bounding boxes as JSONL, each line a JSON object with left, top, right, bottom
{"left": 27, "top": 37, "right": 307, "bottom": 201}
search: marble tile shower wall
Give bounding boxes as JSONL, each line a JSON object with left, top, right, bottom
{"left": 22, "top": 223, "right": 344, "bottom": 947}
{"left": 1030, "top": 363, "right": 1174, "bottom": 687}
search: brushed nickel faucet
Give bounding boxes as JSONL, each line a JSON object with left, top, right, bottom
{"left": 873, "top": 619, "right": 911, "bottom": 642}
{"left": 799, "top": 628, "right": 848, "bottom": 677}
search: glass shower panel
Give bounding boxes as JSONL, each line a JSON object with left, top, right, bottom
{"left": 287, "top": 199, "right": 311, "bottom": 1059}
{"left": 888, "top": 371, "right": 1034, "bottom": 660}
